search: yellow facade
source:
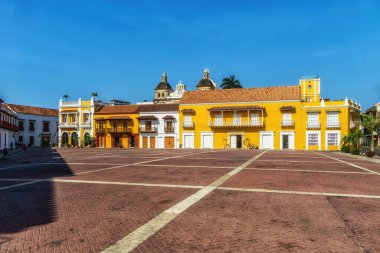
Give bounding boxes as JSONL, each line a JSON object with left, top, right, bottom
{"left": 93, "top": 107, "right": 140, "bottom": 148}
{"left": 179, "top": 77, "right": 361, "bottom": 151}
{"left": 59, "top": 98, "right": 94, "bottom": 147}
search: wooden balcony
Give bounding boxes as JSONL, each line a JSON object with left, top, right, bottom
{"left": 107, "top": 127, "right": 132, "bottom": 133}
{"left": 209, "top": 120, "right": 264, "bottom": 128}
{"left": 326, "top": 122, "right": 341, "bottom": 129}
{"left": 59, "top": 122, "right": 78, "bottom": 128}
{"left": 0, "top": 121, "right": 18, "bottom": 131}
{"left": 164, "top": 127, "right": 175, "bottom": 133}
{"left": 96, "top": 128, "right": 106, "bottom": 134}
{"left": 307, "top": 122, "right": 321, "bottom": 129}
{"left": 139, "top": 126, "right": 157, "bottom": 133}
{"left": 281, "top": 120, "right": 295, "bottom": 127}
{"left": 183, "top": 121, "right": 194, "bottom": 128}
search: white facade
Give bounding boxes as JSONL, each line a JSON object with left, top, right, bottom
{"left": 17, "top": 113, "right": 58, "bottom": 147}
{"left": 0, "top": 102, "right": 17, "bottom": 150}
{"left": 139, "top": 111, "right": 180, "bottom": 148}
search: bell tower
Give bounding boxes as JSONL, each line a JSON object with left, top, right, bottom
{"left": 300, "top": 75, "right": 320, "bottom": 102}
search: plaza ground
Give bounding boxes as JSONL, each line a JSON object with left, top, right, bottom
{"left": 0, "top": 148, "right": 379, "bottom": 253}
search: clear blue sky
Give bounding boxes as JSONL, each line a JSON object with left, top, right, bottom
{"left": 0, "top": 0, "right": 379, "bottom": 109}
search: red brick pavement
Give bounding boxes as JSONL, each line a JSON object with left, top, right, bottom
{"left": 0, "top": 182, "right": 196, "bottom": 253}
{"left": 222, "top": 169, "right": 380, "bottom": 195}
{"left": 133, "top": 190, "right": 364, "bottom": 253}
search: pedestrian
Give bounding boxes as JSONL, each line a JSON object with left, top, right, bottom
{"left": 2, "top": 148, "right": 8, "bottom": 159}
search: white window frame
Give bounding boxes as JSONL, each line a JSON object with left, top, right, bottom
{"left": 250, "top": 113, "right": 259, "bottom": 125}
{"left": 327, "top": 112, "right": 340, "bottom": 127}
{"left": 282, "top": 112, "right": 292, "bottom": 124}
{"left": 307, "top": 112, "right": 319, "bottom": 127}
{"left": 306, "top": 130, "right": 321, "bottom": 150}
{"left": 182, "top": 132, "right": 195, "bottom": 149}
{"left": 200, "top": 132, "right": 214, "bottom": 149}
{"left": 259, "top": 131, "right": 274, "bottom": 149}
{"left": 280, "top": 131, "right": 295, "bottom": 150}
{"left": 326, "top": 130, "right": 340, "bottom": 147}
{"left": 233, "top": 113, "right": 241, "bottom": 126}
{"left": 215, "top": 114, "right": 223, "bottom": 126}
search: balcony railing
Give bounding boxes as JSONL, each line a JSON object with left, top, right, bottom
{"left": 139, "top": 126, "right": 157, "bottom": 133}
{"left": 61, "top": 101, "right": 80, "bottom": 106}
{"left": 96, "top": 128, "right": 106, "bottom": 134}
{"left": 59, "top": 122, "right": 78, "bottom": 128}
{"left": 209, "top": 120, "right": 264, "bottom": 128}
{"left": 164, "top": 127, "right": 175, "bottom": 133}
{"left": 183, "top": 121, "right": 194, "bottom": 128}
{"left": 0, "top": 121, "right": 18, "bottom": 131}
{"left": 107, "top": 127, "right": 132, "bottom": 133}
{"left": 326, "top": 122, "right": 341, "bottom": 129}
{"left": 307, "top": 122, "right": 321, "bottom": 129}
{"left": 81, "top": 122, "right": 91, "bottom": 128}
{"left": 281, "top": 120, "right": 295, "bottom": 127}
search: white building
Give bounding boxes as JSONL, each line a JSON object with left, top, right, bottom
{"left": 0, "top": 98, "right": 18, "bottom": 150}
{"left": 6, "top": 103, "right": 59, "bottom": 147}
{"left": 138, "top": 104, "right": 179, "bottom": 148}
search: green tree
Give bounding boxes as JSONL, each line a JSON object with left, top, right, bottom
{"left": 219, "top": 75, "right": 242, "bottom": 89}
{"left": 361, "top": 114, "right": 380, "bottom": 152}
{"left": 63, "top": 94, "right": 69, "bottom": 101}
{"left": 91, "top": 92, "right": 98, "bottom": 98}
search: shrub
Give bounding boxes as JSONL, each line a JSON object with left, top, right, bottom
{"left": 350, "top": 146, "right": 360, "bottom": 155}
{"left": 366, "top": 151, "right": 375, "bottom": 158}
{"left": 340, "top": 145, "right": 350, "bottom": 153}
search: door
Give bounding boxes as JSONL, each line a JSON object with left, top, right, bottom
{"left": 142, "top": 137, "right": 148, "bottom": 148}
{"left": 236, "top": 135, "right": 242, "bottom": 148}
{"left": 183, "top": 135, "right": 194, "bottom": 148}
{"left": 165, "top": 137, "right": 175, "bottom": 149}
{"left": 149, "top": 137, "right": 156, "bottom": 149}
{"left": 261, "top": 134, "right": 274, "bottom": 149}
{"left": 282, "top": 135, "right": 289, "bottom": 149}
{"left": 202, "top": 134, "right": 213, "bottom": 149}
{"left": 230, "top": 135, "right": 237, "bottom": 149}
{"left": 114, "top": 136, "right": 120, "bottom": 147}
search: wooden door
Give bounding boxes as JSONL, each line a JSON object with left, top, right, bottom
{"left": 165, "top": 137, "right": 174, "bottom": 149}
{"left": 142, "top": 137, "right": 148, "bottom": 148}
{"left": 149, "top": 137, "right": 155, "bottom": 149}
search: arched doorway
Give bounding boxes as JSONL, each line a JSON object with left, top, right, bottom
{"left": 84, "top": 132, "right": 91, "bottom": 146}
{"left": 71, "top": 132, "right": 78, "bottom": 147}
{"left": 61, "top": 132, "right": 69, "bottom": 146}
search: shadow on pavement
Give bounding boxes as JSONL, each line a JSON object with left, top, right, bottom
{"left": 0, "top": 148, "right": 73, "bottom": 233}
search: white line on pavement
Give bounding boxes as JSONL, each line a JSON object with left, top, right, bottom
{"left": 218, "top": 187, "right": 380, "bottom": 199}
{"left": 314, "top": 152, "right": 380, "bottom": 176}
{"left": 101, "top": 150, "right": 268, "bottom": 253}
{"left": 244, "top": 167, "right": 372, "bottom": 174}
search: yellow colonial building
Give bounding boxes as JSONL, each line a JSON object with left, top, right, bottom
{"left": 58, "top": 98, "right": 94, "bottom": 147}
{"left": 179, "top": 76, "right": 361, "bottom": 150}
{"left": 94, "top": 105, "right": 140, "bottom": 148}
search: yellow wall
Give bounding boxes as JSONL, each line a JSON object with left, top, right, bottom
{"left": 93, "top": 113, "right": 139, "bottom": 148}
{"left": 179, "top": 99, "right": 357, "bottom": 151}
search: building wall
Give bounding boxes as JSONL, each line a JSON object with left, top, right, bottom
{"left": 0, "top": 104, "right": 17, "bottom": 150}
{"left": 17, "top": 113, "right": 58, "bottom": 147}
{"left": 139, "top": 111, "right": 179, "bottom": 148}
{"left": 179, "top": 99, "right": 359, "bottom": 151}
{"left": 58, "top": 98, "right": 94, "bottom": 147}
{"left": 94, "top": 113, "right": 139, "bottom": 148}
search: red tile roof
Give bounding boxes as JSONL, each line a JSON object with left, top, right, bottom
{"left": 137, "top": 103, "right": 179, "bottom": 112}
{"left": 180, "top": 86, "right": 300, "bottom": 104}
{"left": 5, "top": 103, "right": 58, "bottom": 117}
{"left": 95, "top": 105, "right": 140, "bottom": 114}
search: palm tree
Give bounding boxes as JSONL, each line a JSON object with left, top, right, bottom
{"left": 219, "top": 75, "right": 242, "bottom": 89}
{"left": 91, "top": 92, "right": 98, "bottom": 98}
{"left": 362, "top": 114, "right": 380, "bottom": 152}
{"left": 63, "top": 94, "right": 69, "bottom": 101}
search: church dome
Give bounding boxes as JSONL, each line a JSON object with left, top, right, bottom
{"left": 155, "top": 72, "right": 173, "bottom": 91}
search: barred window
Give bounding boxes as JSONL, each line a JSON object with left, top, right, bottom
{"left": 327, "top": 133, "right": 339, "bottom": 146}
{"left": 308, "top": 133, "right": 319, "bottom": 146}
